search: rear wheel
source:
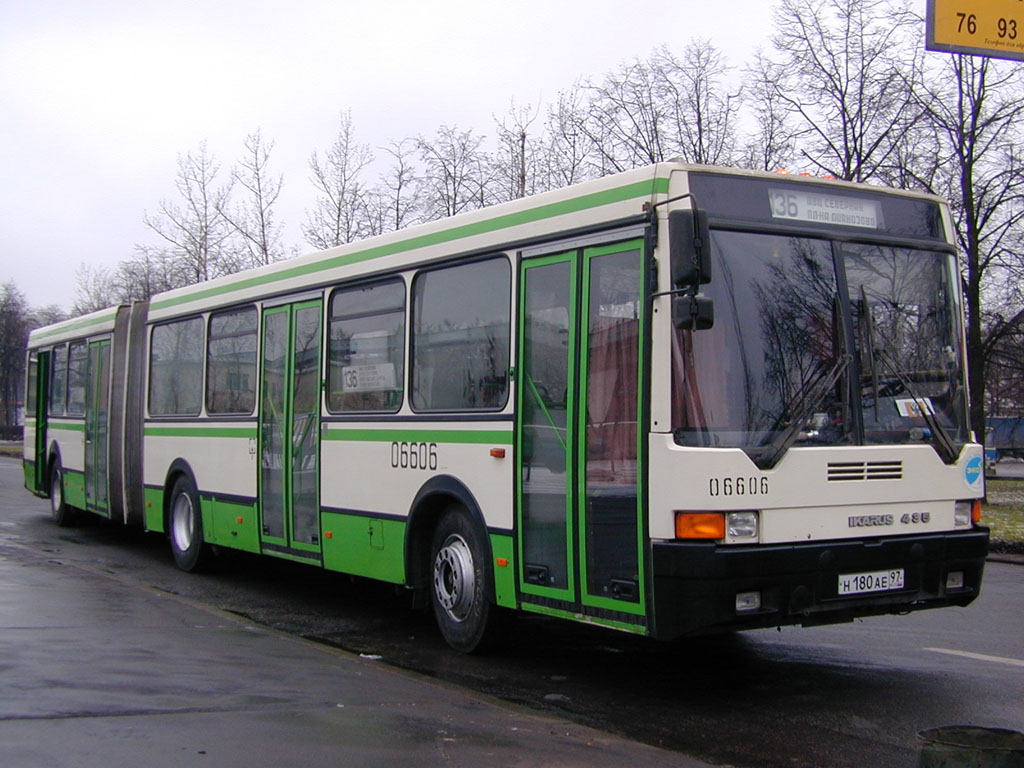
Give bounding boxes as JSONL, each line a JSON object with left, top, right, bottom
{"left": 168, "top": 475, "right": 211, "bottom": 572}
{"left": 49, "top": 459, "right": 76, "bottom": 527}
{"left": 429, "top": 506, "right": 498, "bottom": 653}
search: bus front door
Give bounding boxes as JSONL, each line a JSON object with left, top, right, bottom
{"left": 84, "top": 339, "right": 111, "bottom": 516}
{"left": 259, "top": 300, "right": 323, "bottom": 559}
{"left": 517, "top": 240, "right": 646, "bottom": 624}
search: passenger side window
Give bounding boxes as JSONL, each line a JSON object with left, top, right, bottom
{"left": 206, "top": 306, "right": 258, "bottom": 415}
{"left": 49, "top": 345, "right": 67, "bottom": 417}
{"left": 149, "top": 317, "right": 204, "bottom": 416}
{"left": 328, "top": 280, "right": 405, "bottom": 413}
{"left": 26, "top": 353, "right": 38, "bottom": 414}
{"left": 66, "top": 341, "right": 87, "bottom": 416}
{"left": 411, "top": 258, "right": 510, "bottom": 411}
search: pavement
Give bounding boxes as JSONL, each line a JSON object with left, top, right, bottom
{"left": 0, "top": 538, "right": 707, "bottom": 768}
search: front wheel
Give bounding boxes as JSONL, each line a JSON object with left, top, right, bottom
{"left": 168, "top": 475, "right": 211, "bottom": 572}
{"left": 429, "top": 506, "right": 498, "bottom": 653}
{"left": 49, "top": 459, "right": 76, "bottom": 527}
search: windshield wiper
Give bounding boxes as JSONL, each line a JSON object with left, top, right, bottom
{"left": 858, "top": 286, "right": 958, "bottom": 464}
{"left": 753, "top": 354, "right": 851, "bottom": 469}
{"left": 874, "top": 349, "right": 958, "bottom": 464}
{"left": 860, "top": 286, "right": 881, "bottom": 422}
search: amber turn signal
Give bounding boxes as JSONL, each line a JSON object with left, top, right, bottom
{"left": 675, "top": 511, "right": 725, "bottom": 539}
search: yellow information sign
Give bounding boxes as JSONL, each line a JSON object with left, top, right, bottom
{"left": 927, "top": 0, "right": 1024, "bottom": 62}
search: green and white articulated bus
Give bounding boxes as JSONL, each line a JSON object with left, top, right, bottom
{"left": 23, "top": 163, "right": 989, "bottom": 652}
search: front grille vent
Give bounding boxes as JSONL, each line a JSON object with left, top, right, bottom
{"left": 827, "top": 461, "right": 903, "bottom": 482}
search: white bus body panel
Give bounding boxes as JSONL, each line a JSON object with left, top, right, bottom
{"left": 144, "top": 430, "right": 257, "bottom": 499}
{"left": 320, "top": 424, "right": 514, "bottom": 530}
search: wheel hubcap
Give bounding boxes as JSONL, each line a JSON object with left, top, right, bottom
{"left": 50, "top": 469, "right": 62, "bottom": 514}
{"left": 433, "top": 534, "right": 475, "bottom": 623}
{"left": 171, "top": 493, "right": 194, "bottom": 552}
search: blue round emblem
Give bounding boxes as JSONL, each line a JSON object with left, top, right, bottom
{"left": 964, "top": 455, "right": 983, "bottom": 486}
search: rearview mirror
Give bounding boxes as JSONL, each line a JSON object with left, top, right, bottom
{"left": 669, "top": 208, "right": 711, "bottom": 287}
{"left": 673, "top": 294, "right": 714, "bottom": 330}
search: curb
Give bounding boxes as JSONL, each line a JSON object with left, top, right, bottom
{"left": 988, "top": 553, "right": 1024, "bottom": 566}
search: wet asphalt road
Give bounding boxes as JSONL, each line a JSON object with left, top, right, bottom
{"left": 2, "top": 457, "right": 1021, "bottom": 768}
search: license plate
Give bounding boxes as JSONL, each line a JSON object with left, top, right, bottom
{"left": 838, "top": 569, "right": 905, "bottom": 596}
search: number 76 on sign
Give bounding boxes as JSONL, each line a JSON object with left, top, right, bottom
{"left": 926, "top": 0, "right": 1024, "bottom": 62}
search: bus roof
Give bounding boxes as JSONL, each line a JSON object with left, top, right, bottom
{"left": 28, "top": 305, "right": 123, "bottom": 348}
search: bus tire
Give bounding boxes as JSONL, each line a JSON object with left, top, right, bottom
{"left": 49, "top": 459, "right": 76, "bottom": 527}
{"left": 429, "top": 505, "right": 497, "bottom": 653}
{"left": 168, "top": 475, "right": 211, "bottom": 572}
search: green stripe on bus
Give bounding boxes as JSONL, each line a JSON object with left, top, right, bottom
{"left": 323, "top": 428, "right": 512, "bottom": 444}
{"left": 144, "top": 426, "right": 258, "bottom": 439}
{"left": 30, "top": 309, "right": 120, "bottom": 342}
{"left": 49, "top": 422, "right": 86, "bottom": 432}
{"left": 150, "top": 177, "right": 670, "bottom": 312}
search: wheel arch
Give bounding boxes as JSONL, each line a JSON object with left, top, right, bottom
{"left": 405, "top": 475, "right": 495, "bottom": 602}
{"left": 162, "top": 459, "right": 199, "bottom": 533}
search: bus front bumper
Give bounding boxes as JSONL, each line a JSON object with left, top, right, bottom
{"left": 650, "top": 528, "right": 989, "bottom": 640}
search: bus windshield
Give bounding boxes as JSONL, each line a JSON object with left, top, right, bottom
{"left": 672, "top": 230, "right": 969, "bottom": 466}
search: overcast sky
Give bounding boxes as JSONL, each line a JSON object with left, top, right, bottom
{"left": 0, "top": 0, "right": 788, "bottom": 312}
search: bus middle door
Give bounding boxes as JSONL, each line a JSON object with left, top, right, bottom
{"left": 84, "top": 339, "right": 111, "bottom": 516}
{"left": 259, "top": 299, "right": 323, "bottom": 560}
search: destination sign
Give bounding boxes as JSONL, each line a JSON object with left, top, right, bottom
{"left": 767, "top": 188, "right": 882, "bottom": 229}
{"left": 927, "top": 0, "right": 1024, "bottom": 63}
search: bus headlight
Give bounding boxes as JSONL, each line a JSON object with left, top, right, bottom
{"left": 954, "top": 500, "right": 980, "bottom": 527}
{"left": 726, "top": 511, "right": 759, "bottom": 541}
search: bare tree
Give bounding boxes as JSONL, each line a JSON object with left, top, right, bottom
{"left": 578, "top": 43, "right": 741, "bottom": 175}
{"left": 303, "top": 111, "right": 373, "bottom": 250}
{"left": 655, "top": 41, "right": 740, "bottom": 166}
{"left": 416, "top": 125, "right": 494, "bottom": 219}
{"left": 766, "top": 0, "right": 923, "bottom": 181}
{"left": 143, "top": 141, "right": 238, "bottom": 283}
{"left": 364, "top": 138, "right": 421, "bottom": 237}
{"left": 71, "top": 246, "right": 189, "bottom": 316}
{"left": 224, "top": 130, "right": 285, "bottom": 268}
{"left": 915, "top": 55, "right": 1024, "bottom": 434}
{"left": 540, "top": 84, "right": 594, "bottom": 190}
{"left": 494, "top": 100, "right": 542, "bottom": 201}
{"left": 117, "top": 246, "right": 190, "bottom": 301}
{"left": 583, "top": 56, "right": 665, "bottom": 173}
{"left": 740, "top": 51, "right": 798, "bottom": 171}
{"left": 72, "top": 263, "right": 121, "bottom": 316}
{"left": 0, "top": 281, "right": 30, "bottom": 427}
{"left": 30, "top": 304, "right": 67, "bottom": 328}
{"left": 985, "top": 307, "right": 1024, "bottom": 419}
{"left": 0, "top": 284, "right": 68, "bottom": 427}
